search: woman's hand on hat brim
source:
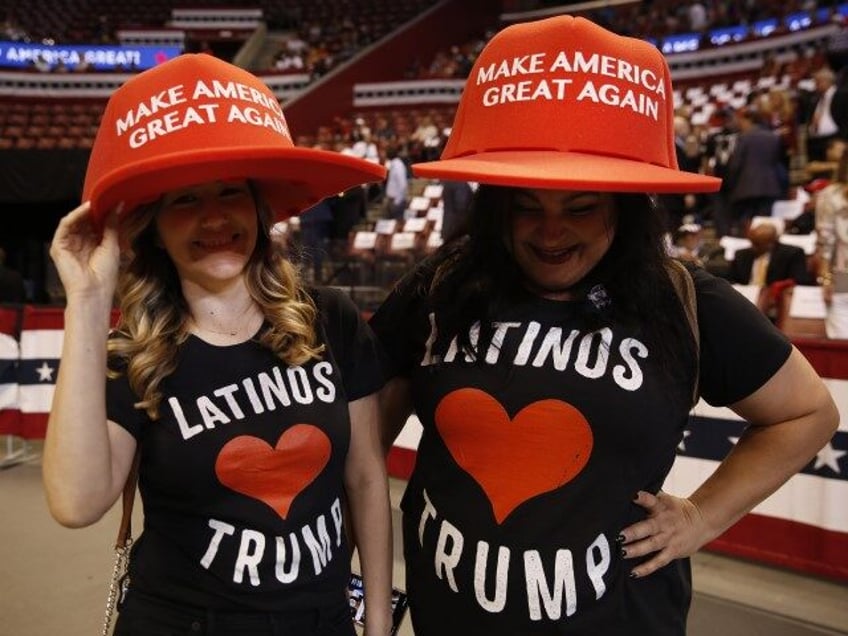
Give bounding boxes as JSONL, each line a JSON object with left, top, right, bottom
{"left": 49, "top": 201, "right": 122, "bottom": 305}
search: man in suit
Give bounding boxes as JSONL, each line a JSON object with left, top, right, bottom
{"left": 724, "top": 107, "right": 786, "bottom": 235}
{"left": 807, "top": 67, "right": 840, "bottom": 162}
{"left": 825, "top": 23, "right": 848, "bottom": 141}
{"left": 729, "top": 223, "right": 811, "bottom": 287}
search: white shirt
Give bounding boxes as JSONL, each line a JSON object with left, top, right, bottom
{"left": 811, "top": 85, "right": 838, "bottom": 137}
{"left": 385, "top": 157, "right": 408, "bottom": 204}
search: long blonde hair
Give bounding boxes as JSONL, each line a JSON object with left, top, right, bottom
{"left": 107, "top": 184, "right": 323, "bottom": 419}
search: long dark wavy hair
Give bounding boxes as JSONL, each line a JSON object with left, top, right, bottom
{"left": 407, "top": 184, "right": 696, "bottom": 382}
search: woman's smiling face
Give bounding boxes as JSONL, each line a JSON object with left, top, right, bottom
{"left": 154, "top": 179, "right": 258, "bottom": 289}
{"left": 507, "top": 188, "right": 617, "bottom": 300}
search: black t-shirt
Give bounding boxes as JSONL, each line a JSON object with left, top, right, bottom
{"left": 369, "top": 267, "right": 791, "bottom": 635}
{"left": 107, "top": 287, "right": 383, "bottom": 611}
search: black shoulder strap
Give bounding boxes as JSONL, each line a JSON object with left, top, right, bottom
{"left": 664, "top": 260, "right": 700, "bottom": 408}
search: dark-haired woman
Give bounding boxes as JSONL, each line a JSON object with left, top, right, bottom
{"left": 369, "top": 14, "right": 839, "bottom": 636}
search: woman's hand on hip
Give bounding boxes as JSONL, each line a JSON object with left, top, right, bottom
{"left": 618, "top": 490, "right": 713, "bottom": 578}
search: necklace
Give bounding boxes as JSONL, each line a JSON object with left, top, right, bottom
{"left": 192, "top": 301, "right": 260, "bottom": 337}
{"left": 197, "top": 324, "right": 242, "bottom": 337}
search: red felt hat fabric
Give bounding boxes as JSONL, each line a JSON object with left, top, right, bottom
{"left": 805, "top": 178, "right": 832, "bottom": 193}
{"left": 82, "top": 53, "right": 386, "bottom": 224}
{"left": 413, "top": 16, "right": 721, "bottom": 194}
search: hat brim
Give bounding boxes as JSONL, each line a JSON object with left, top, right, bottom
{"left": 88, "top": 146, "right": 386, "bottom": 224}
{"left": 413, "top": 151, "right": 721, "bottom": 194}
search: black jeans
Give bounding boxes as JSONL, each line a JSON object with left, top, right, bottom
{"left": 114, "top": 590, "right": 356, "bottom": 636}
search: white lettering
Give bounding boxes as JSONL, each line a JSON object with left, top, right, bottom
{"left": 474, "top": 541, "right": 510, "bottom": 613}
{"left": 200, "top": 519, "right": 235, "bottom": 568}
{"left": 525, "top": 549, "right": 577, "bottom": 620}
{"left": 585, "top": 533, "right": 611, "bottom": 599}
{"left": 275, "top": 533, "right": 301, "bottom": 583}
{"left": 575, "top": 329, "right": 612, "bottom": 379}
{"left": 434, "top": 520, "right": 464, "bottom": 592}
{"left": 170, "top": 396, "right": 203, "bottom": 440}
{"left": 614, "top": 338, "right": 648, "bottom": 391}
{"left": 302, "top": 514, "right": 334, "bottom": 575}
{"left": 234, "top": 529, "right": 265, "bottom": 585}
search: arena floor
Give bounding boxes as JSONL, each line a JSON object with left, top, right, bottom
{"left": 1, "top": 440, "right": 846, "bottom": 636}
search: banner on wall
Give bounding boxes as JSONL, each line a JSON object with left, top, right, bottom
{"left": 0, "top": 41, "right": 182, "bottom": 71}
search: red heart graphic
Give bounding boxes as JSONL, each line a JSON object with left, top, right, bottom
{"left": 435, "top": 388, "right": 593, "bottom": 524}
{"left": 215, "top": 424, "right": 331, "bottom": 520}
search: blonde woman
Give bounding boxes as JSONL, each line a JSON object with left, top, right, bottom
{"left": 42, "top": 54, "right": 393, "bottom": 636}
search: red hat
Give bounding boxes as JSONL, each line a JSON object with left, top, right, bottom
{"left": 413, "top": 16, "right": 721, "bottom": 194}
{"left": 83, "top": 53, "right": 386, "bottom": 224}
{"left": 805, "top": 178, "right": 831, "bottom": 193}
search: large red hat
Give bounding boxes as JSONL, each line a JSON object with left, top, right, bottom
{"left": 413, "top": 16, "right": 721, "bottom": 194}
{"left": 83, "top": 53, "right": 386, "bottom": 224}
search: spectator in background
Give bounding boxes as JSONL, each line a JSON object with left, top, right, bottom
{"left": 806, "top": 138, "right": 847, "bottom": 181}
{"left": 825, "top": 20, "right": 848, "bottom": 141}
{"left": 669, "top": 223, "right": 705, "bottom": 265}
{"left": 669, "top": 223, "right": 728, "bottom": 277}
{"left": 786, "top": 178, "right": 828, "bottom": 235}
{"left": 372, "top": 115, "right": 396, "bottom": 144}
{"left": 703, "top": 107, "right": 737, "bottom": 237}
{"left": 759, "top": 87, "right": 798, "bottom": 173}
{"left": 351, "top": 130, "right": 379, "bottom": 164}
{"left": 815, "top": 143, "right": 848, "bottom": 311}
{"left": 659, "top": 114, "right": 702, "bottom": 231}
{"left": 816, "top": 145, "right": 848, "bottom": 339}
{"left": 439, "top": 179, "right": 474, "bottom": 242}
{"left": 729, "top": 223, "right": 810, "bottom": 287}
{"left": 409, "top": 115, "right": 441, "bottom": 162}
{"left": 384, "top": 146, "right": 408, "bottom": 220}
{"left": 725, "top": 106, "right": 786, "bottom": 235}
{"left": 298, "top": 198, "right": 334, "bottom": 283}
{"left": 0, "top": 247, "right": 26, "bottom": 303}
{"left": 688, "top": 1, "right": 708, "bottom": 32}
{"left": 807, "top": 67, "right": 840, "bottom": 161}
{"left": 330, "top": 185, "right": 368, "bottom": 242}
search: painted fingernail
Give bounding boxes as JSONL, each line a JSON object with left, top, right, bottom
{"left": 620, "top": 548, "right": 627, "bottom": 558}
{"left": 616, "top": 534, "right": 625, "bottom": 543}
{"left": 630, "top": 570, "right": 639, "bottom": 579}
{"left": 633, "top": 492, "right": 641, "bottom": 501}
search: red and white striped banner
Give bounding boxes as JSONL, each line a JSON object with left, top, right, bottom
{"left": 17, "top": 305, "right": 64, "bottom": 440}
{"left": 0, "top": 306, "right": 21, "bottom": 436}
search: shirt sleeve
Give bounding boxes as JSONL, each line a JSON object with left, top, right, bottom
{"left": 367, "top": 267, "right": 433, "bottom": 380}
{"left": 316, "top": 287, "right": 386, "bottom": 401}
{"left": 694, "top": 268, "right": 793, "bottom": 406}
{"left": 106, "top": 361, "right": 148, "bottom": 440}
